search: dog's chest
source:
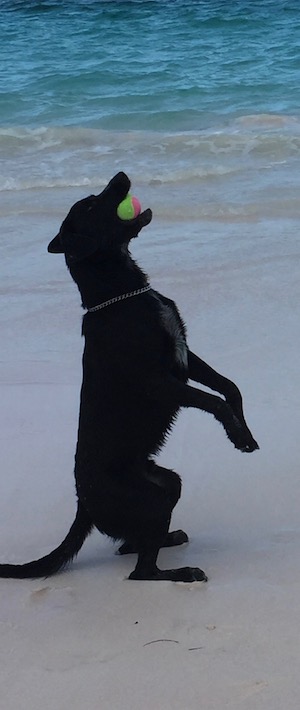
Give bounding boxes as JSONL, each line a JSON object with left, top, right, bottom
{"left": 159, "top": 301, "right": 188, "bottom": 369}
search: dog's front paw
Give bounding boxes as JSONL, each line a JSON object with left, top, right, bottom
{"left": 228, "top": 415, "right": 259, "bottom": 452}
{"left": 217, "top": 403, "right": 259, "bottom": 452}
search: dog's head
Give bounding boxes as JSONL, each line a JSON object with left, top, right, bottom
{"left": 48, "top": 172, "right": 152, "bottom": 263}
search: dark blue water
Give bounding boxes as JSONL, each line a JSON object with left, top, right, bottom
{"left": 1, "top": 0, "right": 300, "bottom": 130}
{"left": 1, "top": 0, "right": 300, "bottom": 222}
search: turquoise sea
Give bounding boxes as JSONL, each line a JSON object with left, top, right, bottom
{"left": 1, "top": 0, "right": 300, "bottom": 221}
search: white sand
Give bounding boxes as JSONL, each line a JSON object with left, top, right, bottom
{"left": 1, "top": 207, "right": 300, "bottom": 709}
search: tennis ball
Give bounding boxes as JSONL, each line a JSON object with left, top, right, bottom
{"left": 117, "top": 194, "right": 141, "bottom": 221}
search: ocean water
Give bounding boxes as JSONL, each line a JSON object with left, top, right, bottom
{"left": 1, "top": 0, "right": 300, "bottom": 223}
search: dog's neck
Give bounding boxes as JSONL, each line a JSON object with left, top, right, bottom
{"left": 68, "top": 250, "right": 149, "bottom": 311}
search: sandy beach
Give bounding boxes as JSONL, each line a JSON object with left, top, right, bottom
{"left": 1, "top": 195, "right": 300, "bottom": 708}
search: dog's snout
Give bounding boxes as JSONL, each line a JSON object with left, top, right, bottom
{"left": 104, "top": 172, "right": 131, "bottom": 204}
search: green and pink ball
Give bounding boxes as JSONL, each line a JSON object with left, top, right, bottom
{"left": 117, "top": 194, "right": 141, "bottom": 221}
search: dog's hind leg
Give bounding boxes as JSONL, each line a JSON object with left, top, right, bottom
{"left": 125, "top": 463, "right": 207, "bottom": 582}
{"left": 117, "top": 463, "right": 188, "bottom": 555}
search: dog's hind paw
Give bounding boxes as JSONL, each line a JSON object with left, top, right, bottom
{"left": 164, "top": 530, "right": 189, "bottom": 547}
{"left": 116, "top": 529, "right": 189, "bottom": 555}
{"left": 129, "top": 566, "right": 208, "bottom": 582}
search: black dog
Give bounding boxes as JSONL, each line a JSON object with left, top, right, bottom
{"left": 0, "top": 172, "right": 258, "bottom": 582}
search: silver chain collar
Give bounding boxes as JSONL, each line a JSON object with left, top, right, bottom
{"left": 87, "top": 284, "right": 151, "bottom": 313}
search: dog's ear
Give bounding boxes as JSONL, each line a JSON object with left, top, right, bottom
{"left": 48, "top": 225, "right": 99, "bottom": 261}
{"left": 47, "top": 231, "right": 64, "bottom": 253}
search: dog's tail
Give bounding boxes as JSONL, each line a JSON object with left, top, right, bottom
{"left": 0, "top": 500, "right": 93, "bottom": 579}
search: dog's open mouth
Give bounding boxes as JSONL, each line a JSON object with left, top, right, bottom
{"left": 120, "top": 207, "right": 153, "bottom": 239}
{"left": 126, "top": 209, "right": 152, "bottom": 240}
{"left": 135, "top": 208, "right": 152, "bottom": 228}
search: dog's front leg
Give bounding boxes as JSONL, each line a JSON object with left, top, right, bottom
{"left": 148, "top": 374, "right": 257, "bottom": 452}
{"left": 187, "top": 350, "right": 259, "bottom": 451}
{"left": 188, "top": 350, "right": 243, "bottom": 403}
